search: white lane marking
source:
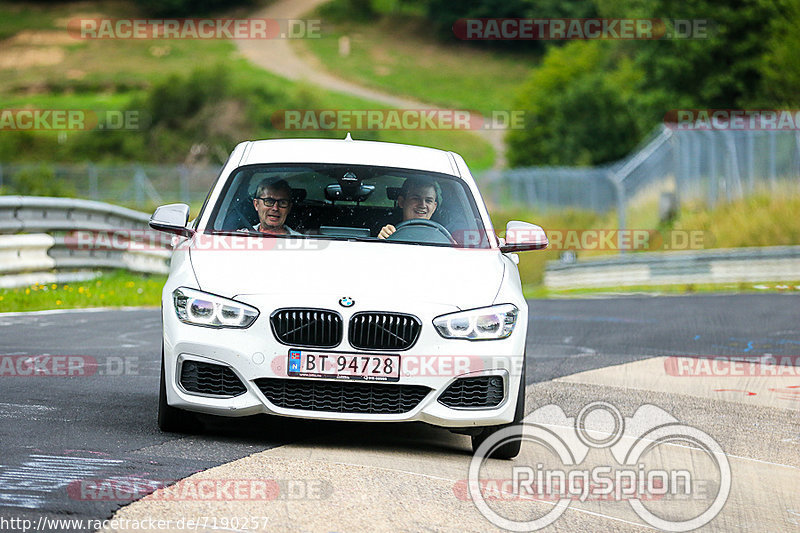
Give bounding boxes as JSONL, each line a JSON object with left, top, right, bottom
{"left": 0, "top": 403, "right": 58, "bottom": 420}
{"left": 573, "top": 346, "right": 597, "bottom": 357}
{"left": 0, "top": 454, "right": 123, "bottom": 509}
{"left": 0, "top": 306, "right": 156, "bottom": 318}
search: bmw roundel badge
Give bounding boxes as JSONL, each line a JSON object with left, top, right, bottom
{"left": 339, "top": 297, "right": 354, "bottom": 308}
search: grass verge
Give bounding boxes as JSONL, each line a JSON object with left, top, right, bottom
{"left": 295, "top": 4, "right": 536, "bottom": 116}
{"left": 1, "top": 1, "right": 494, "bottom": 170}
{"left": 0, "top": 270, "right": 165, "bottom": 313}
{"left": 525, "top": 281, "right": 800, "bottom": 299}
{"left": 491, "top": 190, "right": 800, "bottom": 291}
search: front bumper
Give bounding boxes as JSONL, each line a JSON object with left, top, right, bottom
{"left": 162, "top": 293, "right": 527, "bottom": 429}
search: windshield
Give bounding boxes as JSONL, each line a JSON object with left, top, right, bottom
{"left": 205, "top": 164, "right": 491, "bottom": 248}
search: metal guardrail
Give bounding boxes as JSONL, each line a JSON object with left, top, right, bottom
{"left": 489, "top": 127, "right": 800, "bottom": 257}
{"left": 0, "top": 162, "right": 220, "bottom": 208}
{"left": 0, "top": 196, "right": 151, "bottom": 232}
{"left": 544, "top": 246, "right": 800, "bottom": 289}
{"left": 0, "top": 196, "right": 169, "bottom": 288}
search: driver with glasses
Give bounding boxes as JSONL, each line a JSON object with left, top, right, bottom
{"left": 378, "top": 177, "right": 441, "bottom": 239}
{"left": 251, "top": 177, "right": 302, "bottom": 235}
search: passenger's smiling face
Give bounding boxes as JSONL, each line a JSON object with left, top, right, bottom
{"left": 398, "top": 184, "right": 437, "bottom": 221}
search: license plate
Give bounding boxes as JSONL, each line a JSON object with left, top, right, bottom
{"left": 287, "top": 350, "right": 400, "bottom": 382}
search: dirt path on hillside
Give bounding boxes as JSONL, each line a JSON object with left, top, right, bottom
{"left": 233, "top": 0, "right": 506, "bottom": 168}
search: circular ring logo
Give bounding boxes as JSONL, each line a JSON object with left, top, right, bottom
{"left": 468, "top": 402, "right": 731, "bottom": 532}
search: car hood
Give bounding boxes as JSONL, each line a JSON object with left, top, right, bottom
{"left": 189, "top": 238, "right": 505, "bottom": 309}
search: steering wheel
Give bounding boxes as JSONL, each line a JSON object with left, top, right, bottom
{"left": 388, "top": 219, "right": 455, "bottom": 244}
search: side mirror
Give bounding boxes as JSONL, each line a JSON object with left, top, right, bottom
{"left": 500, "top": 221, "right": 548, "bottom": 253}
{"left": 149, "top": 203, "right": 194, "bottom": 238}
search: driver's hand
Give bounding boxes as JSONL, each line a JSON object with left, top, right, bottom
{"left": 378, "top": 224, "right": 396, "bottom": 239}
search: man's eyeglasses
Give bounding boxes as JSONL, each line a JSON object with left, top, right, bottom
{"left": 256, "top": 197, "right": 291, "bottom": 208}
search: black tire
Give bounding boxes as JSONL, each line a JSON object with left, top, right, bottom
{"left": 471, "top": 356, "right": 527, "bottom": 459}
{"left": 158, "top": 349, "right": 201, "bottom": 433}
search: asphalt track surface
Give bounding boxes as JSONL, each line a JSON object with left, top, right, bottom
{"left": 0, "top": 294, "right": 798, "bottom": 532}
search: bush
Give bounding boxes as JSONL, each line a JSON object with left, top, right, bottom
{"left": 6, "top": 165, "right": 77, "bottom": 197}
{"left": 318, "top": 0, "right": 379, "bottom": 22}
{"left": 70, "top": 65, "right": 283, "bottom": 164}
{"left": 137, "top": 0, "right": 256, "bottom": 17}
{"left": 419, "top": 0, "right": 596, "bottom": 44}
{"left": 758, "top": 0, "right": 800, "bottom": 105}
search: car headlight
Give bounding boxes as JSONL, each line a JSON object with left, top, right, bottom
{"left": 433, "top": 304, "right": 518, "bottom": 340}
{"left": 172, "top": 287, "right": 259, "bottom": 328}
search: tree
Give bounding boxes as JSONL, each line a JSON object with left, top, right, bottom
{"left": 758, "top": 0, "right": 800, "bottom": 105}
{"left": 507, "top": 41, "right": 644, "bottom": 166}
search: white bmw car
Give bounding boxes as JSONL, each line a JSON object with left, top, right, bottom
{"left": 150, "top": 137, "right": 547, "bottom": 458}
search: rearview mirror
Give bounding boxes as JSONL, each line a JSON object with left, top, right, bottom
{"left": 149, "top": 203, "right": 194, "bottom": 238}
{"left": 500, "top": 221, "right": 548, "bottom": 253}
{"left": 325, "top": 183, "right": 375, "bottom": 202}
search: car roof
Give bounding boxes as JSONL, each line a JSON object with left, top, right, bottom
{"left": 239, "top": 137, "right": 460, "bottom": 176}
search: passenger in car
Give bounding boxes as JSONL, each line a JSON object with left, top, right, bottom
{"left": 251, "top": 177, "right": 302, "bottom": 235}
{"left": 377, "top": 177, "right": 441, "bottom": 239}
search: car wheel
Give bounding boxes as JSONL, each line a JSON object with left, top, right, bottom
{"left": 158, "top": 348, "right": 200, "bottom": 433}
{"left": 471, "top": 356, "right": 526, "bottom": 459}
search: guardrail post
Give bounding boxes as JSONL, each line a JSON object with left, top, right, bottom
{"left": 768, "top": 131, "right": 777, "bottom": 190}
{"left": 134, "top": 166, "right": 146, "bottom": 207}
{"left": 746, "top": 133, "right": 755, "bottom": 194}
{"left": 179, "top": 165, "right": 189, "bottom": 205}
{"left": 707, "top": 131, "right": 717, "bottom": 208}
{"left": 88, "top": 163, "right": 98, "bottom": 200}
{"left": 607, "top": 171, "right": 626, "bottom": 255}
{"left": 671, "top": 131, "right": 684, "bottom": 208}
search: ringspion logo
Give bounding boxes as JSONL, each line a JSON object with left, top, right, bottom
{"left": 468, "top": 401, "right": 730, "bottom": 531}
